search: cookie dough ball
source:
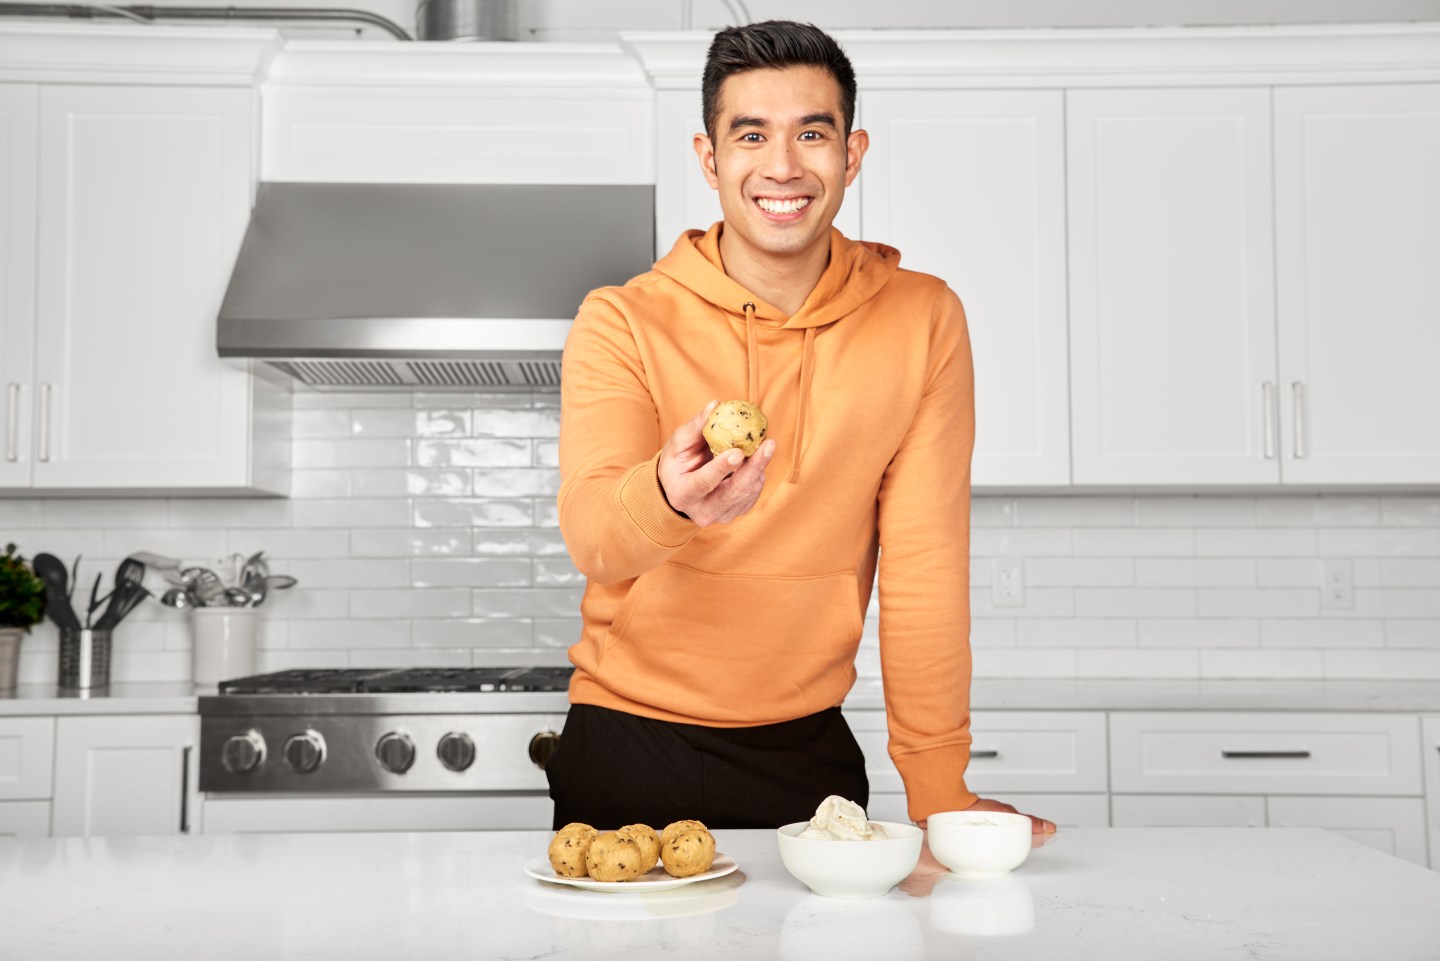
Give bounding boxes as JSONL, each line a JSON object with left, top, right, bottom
{"left": 616, "top": 824, "right": 660, "bottom": 871}
{"left": 585, "top": 831, "right": 648, "bottom": 883}
{"left": 703, "top": 400, "right": 769, "bottom": 457}
{"left": 661, "top": 828, "right": 717, "bottom": 878}
{"left": 547, "top": 825, "right": 597, "bottom": 878}
{"left": 661, "top": 819, "right": 709, "bottom": 848}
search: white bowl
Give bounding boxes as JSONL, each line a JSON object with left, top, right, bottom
{"left": 926, "top": 810, "right": 1032, "bottom": 880}
{"left": 776, "top": 821, "right": 923, "bottom": 899}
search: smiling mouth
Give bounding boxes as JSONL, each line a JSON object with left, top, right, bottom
{"left": 754, "top": 196, "right": 812, "bottom": 215}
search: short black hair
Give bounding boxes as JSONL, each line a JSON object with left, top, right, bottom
{"left": 701, "top": 20, "right": 857, "bottom": 140}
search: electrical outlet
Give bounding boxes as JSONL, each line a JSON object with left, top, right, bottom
{"left": 992, "top": 562, "right": 1025, "bottom": 609}
{"left": 1321, "top": 559, "right": 1354, "bottom": 610}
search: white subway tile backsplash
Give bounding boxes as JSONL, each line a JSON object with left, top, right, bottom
{"left": 1137, "top": 558, "right": 1256, "bottom": 588}
{"left": 1260, "top": 619, "right": 1384, "bottom": 649}
{"left": 1200, "top": 649, "right": 1324, "bottom": 679}
{"left": 7, "top": 390, "right": 1437, "bottom": 685}
{"left": 1135, "top": 496, "right": 1256, "bottom": 526}
{"left": 1138, "top": 618, "right": 1258, "bottom": 648}
{"left": 412, "top": 558, "right": 531, "bottom": 588}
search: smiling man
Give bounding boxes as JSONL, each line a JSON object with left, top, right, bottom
{"left": 552, "top": 20, "right": 1055, "bottom": 837}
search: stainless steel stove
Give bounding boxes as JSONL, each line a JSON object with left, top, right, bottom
{"left": 198, "top": 667, "right": 573, "bottom": 795}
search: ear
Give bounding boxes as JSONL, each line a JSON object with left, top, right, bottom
{"left": 693, "top": 132, "right": 720, "bottom": 190}
{"left": 843, "top": 128, "right": 870, "bottom": 188}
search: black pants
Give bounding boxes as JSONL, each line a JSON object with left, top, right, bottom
{"left": 547, "top": 704, "right": 869, "bottom": 830}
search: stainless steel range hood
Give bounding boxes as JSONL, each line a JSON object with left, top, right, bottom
{"left": 217, "top": 182, "right": 655, "bottom": 390}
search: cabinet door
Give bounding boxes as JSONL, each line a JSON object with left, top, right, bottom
{"left": 1268, "top": 796, "right": 1429, "bottom": 867}
{"left": 33, "top": 85, "right": 254, "bottom": 489}
{"left": 202, "top": 794, "right": 552, "bottom": 834}
{"left": 0, "top": 800, "right": 50, "bottom": 837}
{"left": 1274, "top": 84, "right": 1440, "bottom": 484}
{"left": 1112, "top": 794, "right": 1266, "bottom": 828}
{"left": 653, "top": 89, "right": 859, "bottom": 260}
{"left": 52, "top": 715, "right": 199, "bottom": 837}
{"left": 0, "top": 84, "right": 37, "bottom": 488}
{"left": 1068, "top": 88, "right": 1278, "bottom": 485}
{"left": 0, "top": 717, "right": 54, "bottom": 801}
{"left": 862, "top": 91, "right": 1070, "bottom": 487}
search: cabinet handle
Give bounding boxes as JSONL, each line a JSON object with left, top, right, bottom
{"left": 1261, "top": 382, "right": 1276, "bottom": 459}
{"left": 1221, "top": 750, "right": 1311, "bottom": 759}
{"left": 971, "top": 749, "right": 999, "bottom": 759}
{"left": 180, "top": 745, "right": 192, "bottom": 834}
{"left": 1291, "top": 381, "right": 1306, "bottom": 459}
{"left": 37, "top": 383, "right": 51, "bottom": 463}
{"left": 4, "top": 383, "right": 17, "bottom": 462}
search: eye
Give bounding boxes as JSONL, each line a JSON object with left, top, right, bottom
{"left": 799, "top": 130, "right": 825, "bottom": 141}
{"left": 740, "top": 132, "right": 764, "bottom": 143}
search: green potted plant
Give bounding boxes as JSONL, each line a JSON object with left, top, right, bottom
{"left": 0, "top": 543, "right": 47, "bottom": 690}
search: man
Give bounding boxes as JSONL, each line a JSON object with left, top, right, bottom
{"left": 551, "top": 19, "right": 1054, "bottom": 837}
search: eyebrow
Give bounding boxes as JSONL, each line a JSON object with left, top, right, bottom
{"left": 727, "top": 112, "right": 838, "bottom": 133}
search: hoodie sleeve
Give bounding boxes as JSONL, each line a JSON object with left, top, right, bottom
{"left": 876, "top": 285, "right": 979, "bottom": 822}
{"left": 558, "top": 292, "right": 698, "bottom": 585}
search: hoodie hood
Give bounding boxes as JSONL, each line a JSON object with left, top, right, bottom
{"left": 652, "top": 223, "right": 901, "bottom": 482}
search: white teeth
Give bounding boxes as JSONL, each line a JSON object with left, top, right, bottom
{"left": 756, "top": 197, "right": 810, "bottom": 214}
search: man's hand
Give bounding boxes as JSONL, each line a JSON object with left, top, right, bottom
{"left": 963, "top": 796, "right": 1057, "bottom": 836}
{"left": 658, "top": 401, "right": 776, "bottom": 527}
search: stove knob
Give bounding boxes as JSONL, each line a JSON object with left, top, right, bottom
{"left": 221, "top": 730, "right": 266, "bottom": 774}
{"left": 283, "top": 730, "right": 326, "bottom": 774}
{"left": 528, "top": 730, "right": 561, "bottom": 770}
{"left": 376, "top": 732, "right": 416, "bottom": 774}
{"left": 437, "top": 732, "right": 476, "bottom": 772}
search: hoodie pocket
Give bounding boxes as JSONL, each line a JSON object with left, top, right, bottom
{"left": 596, "top": 563, "right": 864, "bottom": 722}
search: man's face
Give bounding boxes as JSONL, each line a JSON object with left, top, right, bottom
{"left": 695, "top": 65, "right": 868, "bottom": 262}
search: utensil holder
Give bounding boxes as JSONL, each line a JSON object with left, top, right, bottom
{"left": 190, "top": 607, "right": 257, "bottom": 686}
{"left": 0, "top": 629, "right": 22, "bottom": 691}
{"left": 59, "top": 628, "right": 111, "bottom": 690}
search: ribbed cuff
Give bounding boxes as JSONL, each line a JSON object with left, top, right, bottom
{"left": 896, "top": 745, "right": 978, "bottom": 823}
{"left": 617, "top": 452, "right": 696, "bottom": 549}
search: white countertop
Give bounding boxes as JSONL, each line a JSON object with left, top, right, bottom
{"left": 0, "top": 827, "right": 1436, "bottom": 960}
{"left": 5, "top": 678, "right": 1440, "bottom": 716}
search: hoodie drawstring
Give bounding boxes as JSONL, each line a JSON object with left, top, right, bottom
{"left": 742, "top": 301, "right": 813, "bottom": 485}
{"left": 790, "top": 326, "right": 815, "bottom": 484}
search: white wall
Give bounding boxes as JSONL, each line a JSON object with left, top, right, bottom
{"left": 2, "top": 389, "right": 1436, "bottom": 685}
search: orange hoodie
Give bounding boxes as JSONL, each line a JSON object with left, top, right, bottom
{"left": 558, "top": 223, "right": 977, "bottom": 821}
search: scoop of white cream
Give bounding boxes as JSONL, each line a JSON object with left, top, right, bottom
{"left": 797, "top": 795, "right": 890, "bottom": 841}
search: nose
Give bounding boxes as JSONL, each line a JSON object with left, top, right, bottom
{"left": 760, "top": 140, "right": 803, "bottom": 182}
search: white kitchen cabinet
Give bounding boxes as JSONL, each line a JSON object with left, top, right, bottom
{"left": 202, "top": 794, "right": 553, "bottom": 834}
{"left": 0, "top": 84, "right": 37, "bottom": 489}
{"left": 860, "top": 91, "right": 1070, "bottom": 488}
{"left": 1272, "top": 84, "right": 1440, "bottom": 485}
{"left": 0, "top": 716, "right": 53, "bottom": 800}
{"left": 1068, "top": 87, "right": 1279, "bottom": 486}
{"left": 652, "top": 88, "right": 860, "bottom": 260}
{"left": 51, "top": 714, "right": 200, "bottom": 837}
{"left": 1424, "top": 717, "right": 1440, "bottom": 869}
{"left": 0, "top": 80, "right": 286, "bottom": 495}
{"left": 0, "top": 800, "right": 50, "bottom": 837}
{"left": 1112, "top": 794, "right": 1266, "bottom": 828}
{"left": 1268, "top": 796, "right": 1429, "bottom": 867}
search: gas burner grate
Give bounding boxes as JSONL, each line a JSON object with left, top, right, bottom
{"left": 219, "top": 666, "right": 575, "bottom": 695}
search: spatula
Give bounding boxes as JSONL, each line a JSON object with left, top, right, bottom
{"left": 32, "top": 553, "right": 81, "bottom": 630}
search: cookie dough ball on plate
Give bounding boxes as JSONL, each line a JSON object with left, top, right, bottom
{"left": 703, "top": 400, "right": 769, "bottom": 457}
{"left": 547, "top": 824, "right": 597, "bottom": 878}
{"left": 616, "top": 824, "right": 660, "bottom": 871}
{"left": 661, "top": 819, "right": 709, "bottom": 847}
{"left": 586, "top": 831, "right": 648, "bottom": 883}
{"left": 661, "top": 827, "right": 717, "bottom": 878}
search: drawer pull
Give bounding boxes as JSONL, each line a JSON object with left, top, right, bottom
{"left": 971, "top": 749, "right": 999, "bottom": 759}
{"left": 1221, "top": 750, "right": 1311, "bottom": 760}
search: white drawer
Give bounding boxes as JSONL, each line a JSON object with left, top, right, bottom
{"left": 0, "top": 800, "right": 51, "bottom": 837}
{"left": 1110, "top": 712, "right": 1422, "bottom": 796}
{"left": 846, "top": 710, "right": 1107, "bottom": 794}
{"left": 201, "top": 793, "right": 554, "bottom": 834}
{"left": 1268, "top": 796, "right": 1429, "bottom": 867}
{"left": 0, "top": 717, "right": 55, "bottom": 801}
{"left": 1419, "top": 716, "right": 1440, "bottom": 870}
{"left": 1112, "top": 794, "right": 1266, "bottom": 828}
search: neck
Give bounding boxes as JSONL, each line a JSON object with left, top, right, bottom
{"left": 717, "top": 228, "right": 831, "bottom": 316}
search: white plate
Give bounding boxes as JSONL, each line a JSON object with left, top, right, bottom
{"left": 524, "top": 854, "right": 738, "bottom": 893}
